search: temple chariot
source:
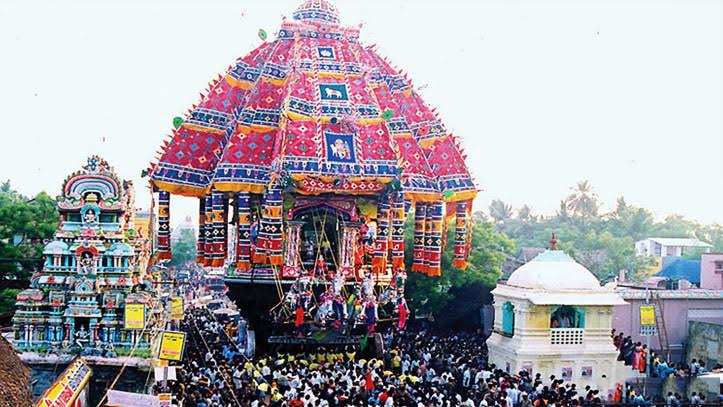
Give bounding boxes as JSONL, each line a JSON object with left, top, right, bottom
{"left": 148, "top": 0, "right": 477, "bottom": 343}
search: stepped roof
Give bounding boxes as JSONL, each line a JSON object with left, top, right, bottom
{"left": 150, "top": 0, "right": 476, "bottom": 202}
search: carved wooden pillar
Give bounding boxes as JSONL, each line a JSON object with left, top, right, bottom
{"left": 339, "top": 222, "right": 361, "bottom": 278}
{"left": 282, "top": 221, "right": 303, "bottom": 278}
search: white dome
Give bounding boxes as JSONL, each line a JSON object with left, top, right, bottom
{"left": 506, "top": 250, "right": 602, "bottom": 291}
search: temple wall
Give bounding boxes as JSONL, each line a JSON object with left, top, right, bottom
{"left": 686, "top": 320, "right": 723, "bottom": 367}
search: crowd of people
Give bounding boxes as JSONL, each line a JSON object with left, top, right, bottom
{"left": 156, "top": 300, "right": 618, "bottom": 407}
{"left": 612, "top": 330, "right": 715, "bottom": 380}
{"left": 151, "top": 277, "right": 720, "bottom": 407}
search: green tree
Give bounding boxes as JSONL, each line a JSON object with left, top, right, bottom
{"left": 0, "top": 182, "right": 58, "bottom": 280}
{"left": 0, "top": 288, "right": 21, "bottom": 315}
{"left": 169, "top": 227, "right": 197, "bottom": 266}
{"left": 490, "top": 181, "right": 721, "bottom": 283}
{"left": 405, "top": 217, "right": 514, "bottom": 324}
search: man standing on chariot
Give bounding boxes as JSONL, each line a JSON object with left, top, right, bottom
{"left": 363, "top": 296, "right": 378, "bottom": 334}
{"left": 396, "top": 297, "right": 409, "bottom": 331}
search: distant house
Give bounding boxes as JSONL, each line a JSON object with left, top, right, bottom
{"left": 614, "top": 252, "right": 723, "bottom": 362}
{"left": 700, "top": 253, "right": 723, "bottom": 290}
{"left": 634, "top": 237, "right": 711, "bottom": 258}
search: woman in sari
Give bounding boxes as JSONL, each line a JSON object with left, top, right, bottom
{"left": 632, "top": 342, "right": 642, "bottom": 371}
{"left": 639, "top": 344, "right": 648, "bottom": 374}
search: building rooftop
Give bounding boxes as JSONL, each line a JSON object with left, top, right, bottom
{"left": 506, "top": 250, "right": 602, "bottom": 291}
{"left": 0, "top": 336, "right": 31, "bottom": 406}
{"left": 656, "top": 258, "right": 701, "bottom": 284}
{"left": 640, "top": 237, "right": 712, "bottom": 247}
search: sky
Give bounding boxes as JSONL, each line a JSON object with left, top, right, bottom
{"left": 1, "top": 0, "right": 722, "bottom": 227}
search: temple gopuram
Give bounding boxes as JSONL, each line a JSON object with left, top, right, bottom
{"left": 147, "top": 0, "right": 477, "bottom": 340}
{"left": 12, "top": 156, "right": 155, "bottom": 354}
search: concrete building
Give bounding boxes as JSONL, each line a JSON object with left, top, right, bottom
{"left": 488, "top": 249, "right": 633, "bottom": 394}
{"left": 612, "top": 253, "right": 723, "bottom": 362}
{"left": 700, "top": 253, "right": 723, "bottom": 290}
{"left": 634, "top": 237, "right": 711, "bottom": 258}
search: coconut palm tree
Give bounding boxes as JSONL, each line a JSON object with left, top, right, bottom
{"left": 566, "top": 180, "right": 599, "bottom": 218}
{"left": 518, "top": 205, "right": 534, "bottom": 223}
{"left": 556, "top": 200, "right": 570, "bottom": 220}
{"left": 489, "top": 199, "right": 513, "bottom": 224}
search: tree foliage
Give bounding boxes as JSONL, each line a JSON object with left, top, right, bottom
{"left": 169, "top": 227, "right": 197, "bottom": 267}
{"left": 404, "top": 216, "right": 515, "bottom": 323}
{"left": 0, "top": 288, "right": 21, "bottom": 315}
{"left": 489, "top": 180, "right": 723, "bottom": 282}
{"left": 0, "top": 181, "right": 58, "bottom": 280}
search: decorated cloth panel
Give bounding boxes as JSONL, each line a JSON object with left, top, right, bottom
{"left": 156, "top": 191, "right": 171, "bottom": 260}
{"left": 390, "top": 192, "right": 406, "bottom": 270}
{"left": 203, "top": 192, "right": 214, "bottom": 266}
{"left": 196, "top": 196, "right": 206, "bottom": 265}
{"left": 372, "top": 196, "right": 391, "bottom": 274}
{"left": 424, "top": 201, "right": 444, "bottom": 277}
{"left": 254, "top": 184, "right": 283, "bottom": 266}
{"left": 235, "top": 192, "right": 252, "bottom": 271}
{"left": 412, "top": 202, "right": 427, "bottom": 273}
{"left": 210, "top": 190, "right": 227, "bottom": 267}
{"left": 453, "top": 200, "right": 472, "bottom": 270}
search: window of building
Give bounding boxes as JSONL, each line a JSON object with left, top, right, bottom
{"left": 502, "top": 302, "right": 515, "bottom": 336}
{"left": 550, "top": 305, "right": 585, "bottom": 328}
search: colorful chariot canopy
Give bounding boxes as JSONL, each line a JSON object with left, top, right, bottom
{"left": 150, "top": 0, "right": 476, "bottom": 203}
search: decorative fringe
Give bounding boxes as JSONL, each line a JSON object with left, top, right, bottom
{"left": 253, "top": 208, "right": 267, "bottom": 265}
{"left": 196, "top": 196, "right": 206, "bottom": 265}
{"left": 453, "top": 201, "right": 470, "bottom": 270}
{"left": 255, "top": 184, "right": 283, "bottom": 265}
{"left": 211, "top": 190, "right": 226, "bottom": 267}
{"left": 424, "top": 201, "right": 443, "bottom": 277}
{"left": 283, "top": 222, "right": 302, "bottom": 278}
{"left": 235, "top": 192, "right": 252, "bottom": 271}
{"left": 412, "top": 202, "right": 427, "bottom": 273}
{"left": 390, "top": 192, "right": 406, "bottom": 270}
{"left": 156, "top": 191, "right": 172, "bottom": 260}
{"left": 372, "top": 196, "right": 390, "bottom": 273}
{"left": 203, "top": 192, "right": 213, "bottom": 266}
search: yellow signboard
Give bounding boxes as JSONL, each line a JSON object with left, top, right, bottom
{"left": 124, "top": 304, "right": 145, "bottom": 329}
{"left": 170, "top": 297, "right": 184, "bottom": 320}
{"left": 640, "top": 305, "right": 656, "bottom": 326}
{"left": 37, "top": 357, "right": 92, "bottom": 407}
{"left": 159, "top": 331, "right": 186, "bottom": 361}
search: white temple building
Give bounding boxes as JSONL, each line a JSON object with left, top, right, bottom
{"left": 487, "top": 241, "right": 635, "bottom": 394}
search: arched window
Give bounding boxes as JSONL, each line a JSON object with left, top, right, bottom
{"left": 550, "top": 305, "right": 585, "bottom": 328}
{"left": 502, "top": 302, "right": 515, "bottom": 335}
